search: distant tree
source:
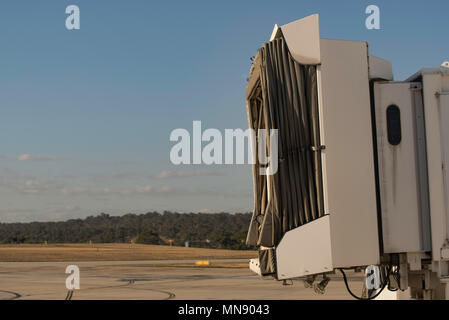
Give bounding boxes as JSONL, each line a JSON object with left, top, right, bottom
{"left": 0, "top": 211, "right": 253, "bottom": 249}
{"left": 135, "top": 231, "right": 161, "bottom": 245}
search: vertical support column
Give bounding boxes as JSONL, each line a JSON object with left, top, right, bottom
{"left": 399, "top": 254, "right": 409, "bottom": 291}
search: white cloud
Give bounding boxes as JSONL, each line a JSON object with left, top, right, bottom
{"left": 59, "top": 185, "right": 173, "bottom": 197}
{"left": 16, "top": 154, "right": 58, "bottom": 161}
{"left": 156, "top": 170, "right": 220, "bottom": 179}
{"left": 88, "top": 171, "right": 148, "bottom": 183}
{"left": 20, "top": 179, "right": 65, "bottom": 194}
{"left": 119, "top": 185, "right": 172, "bottom": 195}
{"left": 25, "top": 180, "right": 38, "bottom": 187}
{"left": 0, "top": 170, "right": 65, "bottom": 195}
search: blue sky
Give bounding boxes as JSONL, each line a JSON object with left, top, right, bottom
{"left": 1, "top": 0, "right": 448, "bottom": 222}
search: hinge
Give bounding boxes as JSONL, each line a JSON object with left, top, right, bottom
{"left": 311, "top": 145, "right": 326, "bottom": 152}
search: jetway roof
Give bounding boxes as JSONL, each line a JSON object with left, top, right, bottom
{"left": 269, "top": 14, "right": 393, "bottom": 81}
{"left": 406, "top": 67, "right": 449, "bottom": 82}
{"left": 269, "top": 14, "right": 321, "bottom": 64}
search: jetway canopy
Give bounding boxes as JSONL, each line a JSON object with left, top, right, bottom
{"left": 245, "top": 36, "right": 325, "bottom": 248}
{"left": 245, "top": 15, "right": 381, "bottom": 278}
{"left": 245, "top": 14, "right": 449, "bottom": 300}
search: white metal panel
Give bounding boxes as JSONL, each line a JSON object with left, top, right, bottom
{"left": 369, "top": 56, "right": 393, "bottom": 81}
{"left": 318, "top": 39, "right": 380, "bottom": 267}
{"left": 422, "top": 74, "right": 448, "bottom": 261}
{"left": 438, "top": 93, "right": 449, "bottom": 248}
{"left": 276, "top": 216, "right": 333, "bottom": 279}
{"left": 271, "top": 14, "right": 321, "bottom": 65}
{"left": 374, "top": 82, "right": 423, "bottom": 253}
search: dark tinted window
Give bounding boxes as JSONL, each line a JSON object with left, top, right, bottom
{"left": 386, "top": 105, "right": 401, "bottom": 145}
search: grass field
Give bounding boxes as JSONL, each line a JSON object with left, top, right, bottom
{"left": 0, "top": 243, "right": 257, "bottom": 262}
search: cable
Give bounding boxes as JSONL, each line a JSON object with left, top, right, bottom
{"left": 339, "top": 260, "right": 393, "bottom": 300}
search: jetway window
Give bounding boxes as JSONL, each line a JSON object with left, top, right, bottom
{"left": 386, "top": 104, "right": 401, "bottom": 145}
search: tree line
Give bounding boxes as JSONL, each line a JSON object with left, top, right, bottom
{"left": 0, "top": 211, "right": 253, "bottom": 250}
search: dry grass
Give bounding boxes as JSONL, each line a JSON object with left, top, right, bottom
{"left": 0, "top": 243, "right": 257, "bottom": 262}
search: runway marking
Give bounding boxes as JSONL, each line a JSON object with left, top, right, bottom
{"left": 122, "top": 284, "right": 176, "bottom": 300}
{"left": 120, "top": 279, "right": 176, "bottom": 300}
{"left": 0, "top": 290, "right": 22, "bottom": 300}
{"left": 76, "top": 279, "right": 176, "bottom": 300}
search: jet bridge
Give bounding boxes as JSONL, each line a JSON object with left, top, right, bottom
{"left": 245, "top": 14, "right": 449, "bottom": 300}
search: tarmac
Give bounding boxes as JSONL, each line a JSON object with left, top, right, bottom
{"left": 0, "top": 259, "right": 396, "bottom": 300}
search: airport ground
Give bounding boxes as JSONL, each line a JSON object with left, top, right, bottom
{"left": 0, "top": 244, "right": 395, "bottom": 300}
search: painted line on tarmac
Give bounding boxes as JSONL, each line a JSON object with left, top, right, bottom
{"left": 0, "top": 290, "right": 22, "bottom": 300}
{"left": 121, "top": 284, "right": 176, "bottom": 300}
